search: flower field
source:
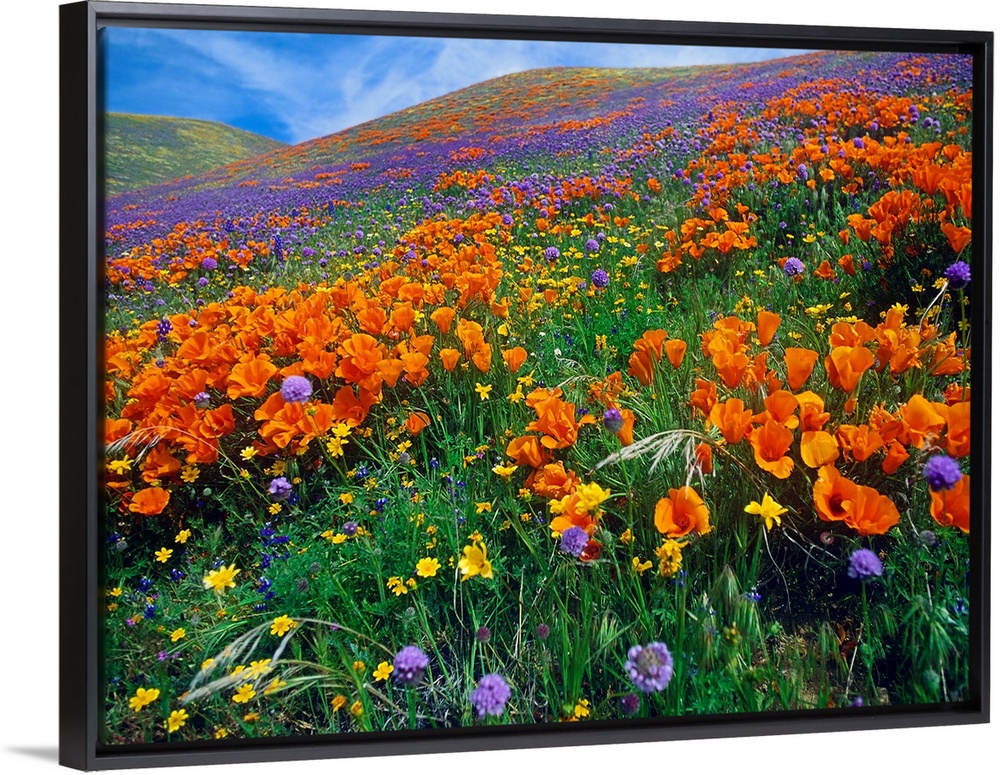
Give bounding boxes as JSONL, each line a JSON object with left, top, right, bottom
{"left": 101, "top": 48, "right": 974, "bottom": 743}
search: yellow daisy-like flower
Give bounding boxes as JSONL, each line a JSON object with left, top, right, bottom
{"left": 574, "top": 699, "right": 591, "bottom": 719}
{"left": 214, "top": 728, "right": 229, "bottom": 739}
{"left": 247, "top": 659, "right": 273, "bottom": 678}
{"left": 339, "top": 492, "right": 354, "bottom": 504}
{"left": 574, "top": 482, "right": 610, "bottom": 513}
{"left": 268, "top": 503, "right": 283, "bottom": 515}
{"left": 457, "top": 541, "right": 494, "bottom": 582}
{"left": 474, "top": 383, "right": 493, "bottom": 401}
{"left": 170, "top": 628, "right": 186, "bottom": 643}
{"left": 180, "top": 465, "right": 200, "bottom": 483}
{"left": 349, "top": 700, "right": 364, "bottom": 718}
{"left": 174, "top": 529, "right": 191, "bottom": 544}
{"left": 107, "top": 457, "right": 133, "bottom": 475}
{"left": 203, "top": 563, "right": 240, "bottom": 594}
{"left": 631, "top": 557, "right": 653, "bottom": 575}
{"left": 330, "top": 694, "right": 347, "bottom": 712}
{"left": 655, "top": 539, "right": 689, "bottom": 578}
{"left": 110, "top": 587, "right": 123, "bottom": 597}
{"left": 154, "top": 547, "right": 173, "bottom": 564}
{"left": 744, "top": 493, "right": 788, "bottom": 531}
{"left": 232, "top": 683, "right": 256, "bottom": 704}
{"left": 166, "top": 709, "right": 189, "bottom": 733}
{"left": 263, "top": 677, "right": 287, "bottom": 694}
{"left": 128, "top": 687, "right": 161, "bottom": 712}
{"left": 270, "top": 615, "right": 296, "bottom": 637}
{"left": 352, "top": 660, "right": 366, "bottom": 672}
{"left": 415, "top": 557, "right": 440, "bottom": 578}
{"left": 200, "top": 658, "right": 215, "bottom": 671}
{"left": 475, "top": 501, "right": 492, "bottom": 514}
{"left": 240, "top": 446, "right": 257, "bottom": 461}
{"left": 492, "top": 463, "right": 518, "bottom": 478}
{"left": 372, "top": 661, "right": 393, "bottom": 682}
{"left": 619, "top": 529, "right": 634, "bottom": 544}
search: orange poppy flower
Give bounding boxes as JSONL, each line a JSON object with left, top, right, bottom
{"left": 837, "top": 254, "right": 857, "bottom": 276}
{"left": 941, "top": 222, "right": 972, "bottom": 254}
{"left": 501, "top": 346, "right": 528, "bottom": 374}
{"left": 527, "top": 462, "right": 580, "bottom": 499}
{"left": 690, "top": 378, "right": 718, "bottom": 418}
{"left": 430, "top": 306, "right": 456, "bottom": 334}
{"left": 835, "top": 424, "right": 884, "bottom": 462}
{"left": 712, "top": 349, "right": 750, "bottom": 390}
{"left": 813, "top": 464, "right": 862, "bottom": 526}
{"left": 439, "top": 348, "right": 461, "bottom": 371}
{"left": 129, "top": 487, "right": 170, "bottom": 516}
{"left": 813, "top": 260, "right": 835, "bottom": 280}
{"left": 825, "top": 346, "right": 875, "bottom": 392}
{"left": 749, "top": 420, "right": 795, "bottom": 479}
{"left": 848, "top": 483, "right": 901, "bottom": 536}
{"left": 881, "top": 440, "right": 909, "bottom": 474}
{"left": 756, "top": 310, "right": 781, "bottom": 346}
{"left": 694, "top": 442, "right": 713, "bottom": 474}
{"left": 405, "top": 412, "right": 431, "bottom": 435}
{"left": 930, "top": 474, "right": 970, "bottom": 532}
{"left": 400, "top": 352, "right": 430, "bottom": 387}
{"left": 654, "top": 486, "right": 711, "bottom": 538}
{"left": 140, "top": 445, "right": 182, "bottom": 483}
{"left": 709, "top": 398, "right": 753, "bottom": 444}
{"left": 898, "top": 394, "right": 946, "bottom": 447}
{"left": 616, "top": 408, "right": 636, "bottom": 447}
{"left": 628, "top": 349, "right": 656, "bottom": 387}
{"left": 946, "top": 402, "right": 970, "bottom": 458}
{"left": 762, "top": 390, "right": 799, "bottom": 429}
{"left": 664, "top": 339, "right": 687, "bottom": 369}
{"left": 506, "top": 435, "right": 550, "bottom": 468}
{"left": 527, "top": 394, "right": 587, "bottom": 449}
{"left": 330, "top": 386, "right": 378, "bottom": 427}
{"left": 800, "top": 430, "right": 839, "bottom": 468}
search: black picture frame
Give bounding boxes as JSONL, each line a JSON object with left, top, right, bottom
{"left": 60, "top": 1, "right": 992, "bottom": 770}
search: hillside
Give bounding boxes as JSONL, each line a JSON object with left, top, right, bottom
{"left": 104, "top": 113, "right": 285, "bottom": 195}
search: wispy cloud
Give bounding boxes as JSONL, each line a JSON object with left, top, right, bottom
{"left": 103, "top": 27, "right": 810, "bottom": 144}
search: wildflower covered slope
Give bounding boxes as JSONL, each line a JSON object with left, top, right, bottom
{"left": 102, "top": 50, "right": 974, "bottom": 743}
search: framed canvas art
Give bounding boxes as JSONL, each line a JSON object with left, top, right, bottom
{"left": 60, "top": 1, "right": 991, "bottom": 769}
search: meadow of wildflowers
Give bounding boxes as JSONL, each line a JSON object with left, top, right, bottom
{"left": 100, "top": 47, "right": 975, "bottom": 745}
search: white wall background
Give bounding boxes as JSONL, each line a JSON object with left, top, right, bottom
{"left": 1, "top": 1, "right": 994, "bottom": 773}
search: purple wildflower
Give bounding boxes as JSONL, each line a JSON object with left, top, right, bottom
{"left": 625, "top": 641, "right": 674, "bottom": 693}
{"left": 200, "top": 257, "right": 218, "bottom": 271}
{"left": 476, "top": 626, "right": 491, "bottom": 643}
{"left": 342, "top": 521, "right": 359, "bottom": 537}
{"left": 924, "top": 454, "right": 962, "bottom": 491}
{"left": 621, "top": 693, "right": 640, "bottom": 715}
{"left": 535, "top": 623, "right": 550, "bottom": 640}
{"left": 585, "top": 238, "right": 600, "bottom": 253}
{"left": 603, "top": 407, "right": 624, "bottom": 434}
{"left": 783, "top": 257, "right": 805, "bottom": 277}
{"left": 944, "top": 260, "right": 971, "bottom": 288}
{"left": 193, "top": 391, "right": 211, "bottom": 409}
{"left": 280, "top": 375, "right": 312, "bottom": 404}
{"left": 268, "top": 477, "right": 293, "bottom": 501}
{"left": 591, "top": 268, "right": 610, "bottom": 288}
{"left": 544, "top": 246, "right": 560, "bottom": 261}
{"left": 392, "top": 645, "right": 429, "bottom": 687}
{"left": 847, "top": 548, "right": 883, "bottom": 580}
{"left": 560, "top": 526, "right": 590, "bottom": 557}
{"left": 470, "top": 673, "right": 511, "bottom": 718}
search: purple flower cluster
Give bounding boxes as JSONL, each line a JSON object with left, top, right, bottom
{"left": 603, "top": 407, "right": 624, "bottom": 433}
{"left": 584, "top": 238, "right": 600, "bottom": 253}
{"left": 625, "top": 641, "right": 674, "bottom": 693}
{"left": 560, "top": 526, "right": 590, "bottom": 557}
{"left": 924, "top": 454, "right": 962, "bottom": 491}
{"left": 783, "top": 257, "right": 805, "bottom": 277}
{"left": 847, "top": 548, "right": 883, "bottom": 580}
{"left": 944, "top": 260, "right": 971, "bottom": 288}
{"left": 470, "top": 673, "right": 511, "bottom": 718}
{"left": 268, "top": 477, "right": 293, "bottom": 500}
{"left": 591, "top": 268, "right": 610, "bottom": 288}
{"left": 280, "top": 375, "right": 312, "bottom": 404}
{"left": 392, "top": 645, "right": 429, "bottom": 687}
{"left": 544, "top": 246, "right": 560, "bottom": 261}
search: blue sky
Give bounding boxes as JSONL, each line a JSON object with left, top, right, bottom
{"left": 101, "top": 27, "right": 809, "bottom": 144}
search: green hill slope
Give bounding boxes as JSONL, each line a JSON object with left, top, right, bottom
{"left": 104, "top": 113, "right": 285, "bottom": 195}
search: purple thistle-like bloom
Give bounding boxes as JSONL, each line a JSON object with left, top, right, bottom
{"left": 847, "top": 548, "right": 883, "bottom": 580}
{"left": 944, "top": 260, "right": 971, "bottom": 288}
{"left": 924, "top": 454, "right": 962, "bottom": 491}
{"left": 280, "top": 375, "right": 312, "bottom": 404}
{"left": 783, "top": 257, "right": 805, "bottom": 277}
{"left": 392, "top": 645, "right": 429, "bottom": 687}
{"left": 797, "top": 163, "right": 809, "bottom": 180}
{"left": 476, "top": 626, "right": 492, "bottom": 643}
{"left": 591, "top": 268, "right": 610, "bottom": 288}
{"left": 560, "top": 526, "right": 590, "bottom": 557}
{"left": 850, "top": 696, "right": 865, "bottom": 707}
{"left": 621, "top": 693, "right": 641, "bottom": 715}
{"left": 268, "top": 477, "right": 293, "bottom": 501}
{"left": 201, "top": 257, "right": 218, "bottom": 271}
{"left": 470, "top": 673, "right": 511, "bottom": 718}
{"left": 544, "top": 246, "right": 560, "bottom": 261}
{"left": 193, "top": 391, "right": 211, "bottom": 409}
{"left": 535, "top": 623, "right": 550, "bottom": 640}
{"left": 342, "top": 521, "right": 359, "bottom": 537}
{"left": 625, "top": 642, "right": 674, "bottom": 693}
{"left": 585, "top": 238, "right": 600, "bottom": 253}
{"left": 603, "top": 408, "right": 624, "bottom": 434}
